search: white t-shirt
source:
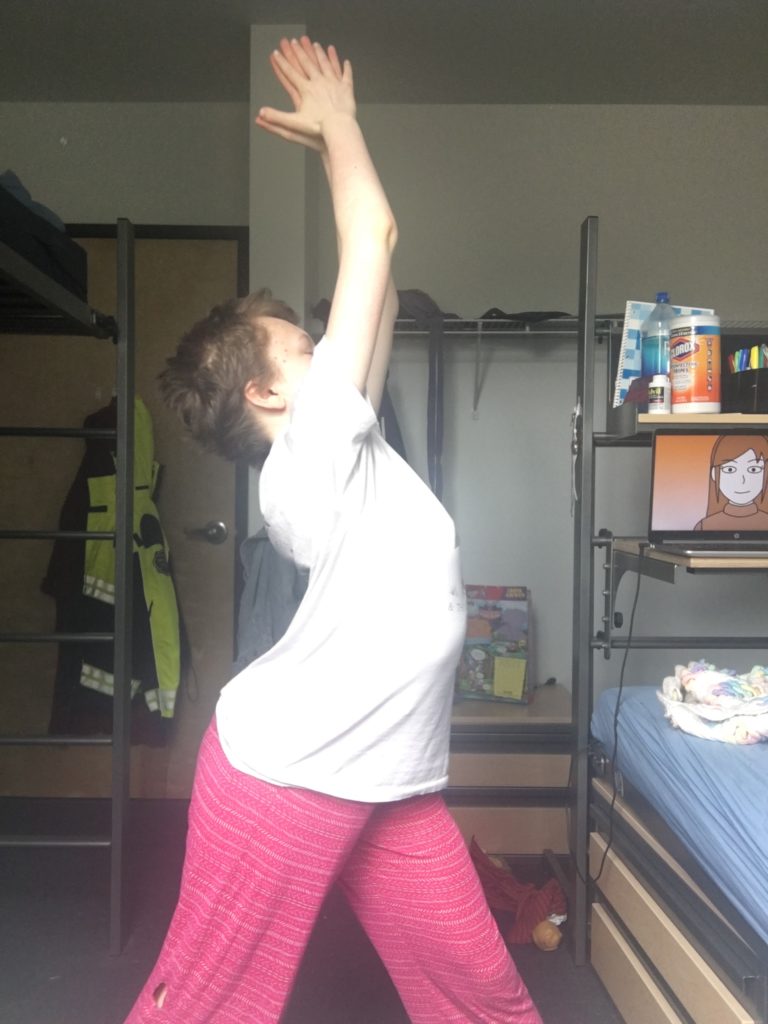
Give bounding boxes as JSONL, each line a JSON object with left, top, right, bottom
{"left": 216, "top": 338, "right": 467, "bottom": 802}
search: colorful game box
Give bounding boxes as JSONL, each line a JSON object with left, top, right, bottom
{"left": 455, "top": 585, "right": 531, "bottom": 703}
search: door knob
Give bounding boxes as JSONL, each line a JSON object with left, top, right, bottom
{"left": 185, "top": 520, "right": 228, "bottom": 545}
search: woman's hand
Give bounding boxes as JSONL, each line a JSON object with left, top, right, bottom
{"left": 257, "top": 35, "right": 396, "bottom": 400}
{"left": 255, "top": 37, "right": 356, "bottom": 152}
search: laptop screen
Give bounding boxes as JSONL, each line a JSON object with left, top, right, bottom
{"left": 649, "top": 431, "right": 768, "bottom": 542}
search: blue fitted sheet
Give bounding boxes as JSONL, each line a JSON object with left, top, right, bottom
{"left": 591, "top": 685, "right": 768, "bottom": 945}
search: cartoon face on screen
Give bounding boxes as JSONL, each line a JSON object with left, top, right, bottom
{"left": 694, "top": 434, "right": 768, "bottom": 531}
{"left": 718, "top": 450, "right": 764, "bottom": 504}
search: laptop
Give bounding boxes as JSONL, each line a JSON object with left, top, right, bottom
{"left": 648, "top": 430, "right": 768, "bottom": 558}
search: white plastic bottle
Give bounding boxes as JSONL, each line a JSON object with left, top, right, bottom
{"left": 648, "top": 374, "right": 671, "bottom": 414}
{"left": 640, "top": 292, "right": 675, "bottom": 378}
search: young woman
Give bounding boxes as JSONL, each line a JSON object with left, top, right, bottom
{"left": 124, "top": 38, "right": 542, "bottom": 1024}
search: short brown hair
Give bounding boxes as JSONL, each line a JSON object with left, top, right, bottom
{"left": 158, "top": 289, "right": 298, "bottom": 467}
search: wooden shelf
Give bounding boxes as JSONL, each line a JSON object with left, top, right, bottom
{"left": 452, "top": 683, "right": 572, "bottom": 727}
{"left": 605, "top": 404, "right": 768, "bottom": 438}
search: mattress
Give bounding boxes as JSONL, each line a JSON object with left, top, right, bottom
{"left": 0, "top": 184, "right": 87, "bottom": 301}
{"left": 591, "top": 684, "right": 768, "bottom": 946}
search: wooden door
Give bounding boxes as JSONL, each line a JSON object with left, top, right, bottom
{"left": 0, "top": 232, "right": 244, "bottom": 799}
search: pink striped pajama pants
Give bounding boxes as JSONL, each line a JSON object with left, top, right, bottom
{"left": 124, "top": 721, "right": 542, "bottom": 1024}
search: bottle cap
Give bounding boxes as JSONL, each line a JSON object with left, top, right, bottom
{"left": 655, "top": 291, "right": 669, "bottom": 303}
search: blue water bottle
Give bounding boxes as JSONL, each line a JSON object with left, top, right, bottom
{"left": 640, "top": 292, "right": 675, "bottom": 378}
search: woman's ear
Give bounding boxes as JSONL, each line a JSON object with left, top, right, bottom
{"left": 244, "top": 379, "right": 287, "bottom": 411}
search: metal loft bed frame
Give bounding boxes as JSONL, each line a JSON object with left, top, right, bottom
{"left": 570, "top": 215, "right": 768, "bottom": 1023}
{"left": 0, "top": 219, "right": 135, "bottom": 954}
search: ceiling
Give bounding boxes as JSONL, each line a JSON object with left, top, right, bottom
{"left": 1, "top": 0, "right": 767, "bottom": 105}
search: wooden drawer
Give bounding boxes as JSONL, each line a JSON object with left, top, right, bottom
{"left": 449, "top": 806, "right": 567, "bottom": 854}
{"left": 591, "top": 833, "right": 756, "bottom": 1024}
{"left": 591, "top": 902, "right": 684, "bottom": 1024}
{"left": 448, "top": 751, "right": 570, "bottom": 787}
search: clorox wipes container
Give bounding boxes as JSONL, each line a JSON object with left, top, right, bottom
{"left": 669, "top": 314, "right": 721, "bottom": 413}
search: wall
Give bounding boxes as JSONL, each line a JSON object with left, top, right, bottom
{"left": 251, "top": 94, "right": 768, "bottom": 693}
{"left": 4, "top": 91, "right": 767, "bottom": 693}
{"left": 326, "top": 104, "right": 768, "bottom": 322}
{"left": 0, "top": 102, "right": 249, "bottom": 224}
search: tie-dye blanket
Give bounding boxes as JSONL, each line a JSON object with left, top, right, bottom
{"left": 658, "top": 660, "right": 768, "bottom": 744}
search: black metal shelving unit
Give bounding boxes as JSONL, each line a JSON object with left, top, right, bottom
{"left": 0, "top": 220, "right": 135, "bottom": 954}
{"left": 569, "top": 214, "right": 768, "bottom": 969}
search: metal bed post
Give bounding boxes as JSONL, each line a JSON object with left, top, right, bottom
{"left": 570, "top": 215, "right": 598, "bottom": 966}
{"left": 0, "top": 218, "right": 135, "bottom": 951}
{"left": 110, "top": 218, "right": 135, "bottom": 955}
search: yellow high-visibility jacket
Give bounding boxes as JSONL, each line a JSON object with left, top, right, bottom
{"left": 82, "top": 397, "right": 180, "bottom": 718}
